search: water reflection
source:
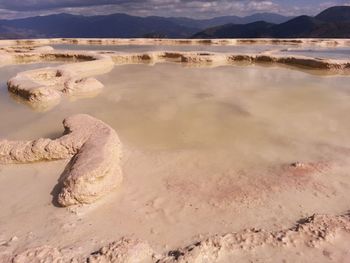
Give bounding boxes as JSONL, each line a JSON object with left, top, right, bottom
{"left": 1, "top": 63, "right": 350, "bottom": 167}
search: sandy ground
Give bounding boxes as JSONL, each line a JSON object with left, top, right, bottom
{"left": 0, "top": 40, "right": 350, "bottom": 262}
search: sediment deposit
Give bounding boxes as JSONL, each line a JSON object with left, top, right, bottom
{"left": 0, "top": 114, "right": 123, "bottom": 206}
{"left": 8, "top": 213, "right": 350, "bottom": 262}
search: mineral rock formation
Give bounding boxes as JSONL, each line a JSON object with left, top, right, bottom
{"left": 8, "top": 213, "right": 350, "bottom": 262}
{"left": 7, "top": 54, "right": 114, "bottom": 109}
{"left": 7, "top": 49, "right": 349, "bottom": 112}
{"left": 88, "top": 238, "right": 155, "bottom": 263}
{"left": 11, "top": 246, "right": 64, "bottom": 263}
{"left": 0, "top": 114, "right": 122, "bottom": 206}
{"left": 2, "top": 38, "right": 350, "bottom": 48}
{"left": 158, "top": 213, "right": 350, "bottom": 262}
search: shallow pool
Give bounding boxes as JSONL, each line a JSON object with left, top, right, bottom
{"left": 2, "top": 62, "right": 350, "bottom": 167}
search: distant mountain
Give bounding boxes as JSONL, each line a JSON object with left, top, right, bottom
{"left": 315, "top": 6, "right": 350, "bottom": 23}
{"left": 0, "top": 13, "right": 199, "bottom": 39}
{"left": 242, "top": 13, "right": 294, "bottom": 24}
{"left": 0, "top": 6, "right": 349, "bottom": 39}
{"left": 270, "top": 16, "right": 328, "bottom": 38}
{"left": 270, "top": 15, "right": 350, "bottom": 38}
{"left": 167, "top": 13, "right": 293, "bottom": 29}
{"left": 193, "top": 21, "right": 274, "bottom": 38}
{"left": 0, "top": 25, "right": 35, "bottom": 39}
{"left": 193, "top": 6, "right": 350, "bottom": 38}
{"left": 0, "top": 12, "right": 292, "bottom": 39}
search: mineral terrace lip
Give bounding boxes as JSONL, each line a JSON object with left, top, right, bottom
{"left": 0, "top": 38, "right": 350, "bottom": 262}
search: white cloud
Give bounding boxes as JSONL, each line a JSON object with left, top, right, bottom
{"left": 0, "top": 0, "right": 347, "bottom": 19}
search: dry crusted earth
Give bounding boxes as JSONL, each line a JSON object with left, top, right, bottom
{"left": 6, "top": 213, "right": 350, "bottom": 262}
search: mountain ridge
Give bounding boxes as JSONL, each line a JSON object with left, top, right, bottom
{"left": 0, "top": 12, "right": 292, "bottom": 39}
{"left": 0, "top": 6, "right": 349, "bottom": 39}
{"left": 193, "top": 6, "right": 350, "bottom": 38}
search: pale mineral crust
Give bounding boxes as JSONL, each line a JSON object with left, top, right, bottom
{"left": 159, "top": 213, "right": 350, "bottom": 262}
{"left": 87, "top": 238, "right": 155, "bottom": 263}
{"left": 6, "top": 54, "right": 114, "bottom": 109}
{"left": 7, "top": 213, "right": 350, "bottom": 263}
{"left": 11, "top": 246, "right": 64, "bottom": 263}
{"left": 0, "top": 114, "right": 123, "bottom": 206}
{"left": 1, "top": 38, "right": 350, "bottom": 47}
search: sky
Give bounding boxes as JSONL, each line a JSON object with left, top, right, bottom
{"left": 0, "top": 0, "right": 349, "bottom": 19}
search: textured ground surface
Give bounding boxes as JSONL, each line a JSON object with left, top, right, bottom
{"left": 6, "top": 213, "right": 350, "bottom": 262}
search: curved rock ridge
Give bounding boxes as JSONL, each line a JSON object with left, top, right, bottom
{"left": 8, "top": 213, "right": 350, "bottom": 262}
{"left": 109, "top": 51, "right": 350, "bottom": 70}
{"left": 6, "top": 51, "right": 114, "bottom": 110}
{"left": 0, "top": 114, "right": 123, "bottom": 206}
{"left": 159, "top": 213, "right": 350, "bottom": 262}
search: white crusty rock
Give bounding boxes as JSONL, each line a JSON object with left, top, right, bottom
{"left": 8, "top": 213, "right": 350, "bottom": 262}
{"left": 7, "top": 54, "right": 114, "bottom": 110}
{"left": 158, "top": 213, "right": 350, "bottom": 262}
{"left": 11, "top": 246, "right": 64, "bottom": 263}
{"left": 2, "top": 38, "right": 350, "bottom": 48}
{"left": 0, "top": 114, "right": 122, "bottom": 207}
{"left": 88, "top": 238, "right": 155, "bottom": 263}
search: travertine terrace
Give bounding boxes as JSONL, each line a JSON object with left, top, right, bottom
{"left": 0, "top": 38, "right": 350, "bottom": 262}
{"left": 0, "top": 38, "right": 349, "bottom": 110}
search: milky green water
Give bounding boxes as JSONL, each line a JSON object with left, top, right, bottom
{"left": 1, "top": 62, "right": 350, "bottom": 167}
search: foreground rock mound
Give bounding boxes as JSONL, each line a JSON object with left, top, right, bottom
{"left": 8, "top": 213, "right": 350, "bottom": 262}
{"left": 0, "top": 114, "right": 122, "bottom": 206}
{"left": 158, "top": 213, "right": 350, "bottom": 262}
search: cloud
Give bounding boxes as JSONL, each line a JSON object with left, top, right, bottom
{"left": 0, "top": 0, "right": 282, "bottom": 18}
{"left": 0, "top": 0, "right": 347, "bottom": 19}
{"left": 319, "top": 0, "right": 350, "bottom": 9}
